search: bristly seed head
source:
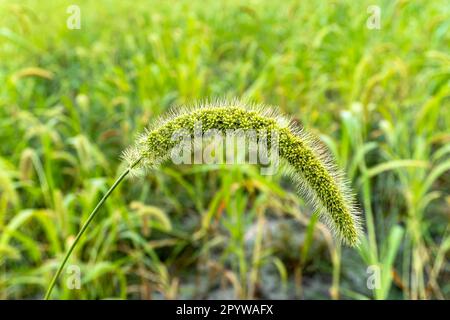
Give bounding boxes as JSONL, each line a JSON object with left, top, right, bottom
{"left": 123, "top": 99, "right": 362, "bottom": 246}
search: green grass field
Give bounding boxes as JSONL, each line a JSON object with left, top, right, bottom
{"left": 0, "top": 0, "right": 449, "bottom": 299}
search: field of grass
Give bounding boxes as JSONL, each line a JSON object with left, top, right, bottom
{"left": 0, "top": 0, "right": 449, "bottom": 300}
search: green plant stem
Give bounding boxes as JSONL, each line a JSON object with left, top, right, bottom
{"left": 44, "top": 158, "right": 141, "bottom": 300}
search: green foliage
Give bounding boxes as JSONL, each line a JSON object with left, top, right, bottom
{"left": 0, "top": 0, "right": 448, "bottom": 299}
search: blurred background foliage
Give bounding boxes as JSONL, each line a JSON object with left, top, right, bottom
{"left": 0, "top": 0, "right": 448, "bottom": 299}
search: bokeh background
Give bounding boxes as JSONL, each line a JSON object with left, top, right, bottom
{"left": 0, "top": 0, "right": 449, "bottom": 299}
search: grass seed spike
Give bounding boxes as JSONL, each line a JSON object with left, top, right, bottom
{"left": 45, "top": 100, "right": 362, "bottom": 299}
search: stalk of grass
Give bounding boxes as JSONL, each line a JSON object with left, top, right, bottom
{"left": 44, "top": 101, "right": 361, "bottom": 299}
{"left": 44, "top": 158, "right": 141, "bottom": 299}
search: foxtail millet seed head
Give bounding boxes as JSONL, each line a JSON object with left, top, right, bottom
{"left": 124, "top": 100, "right": 362, "bottom": 246}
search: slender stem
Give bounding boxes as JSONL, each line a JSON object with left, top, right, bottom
{"left": 44, "top": 159, "right": 141, "bottom": 300}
